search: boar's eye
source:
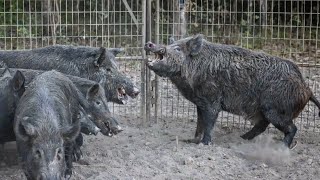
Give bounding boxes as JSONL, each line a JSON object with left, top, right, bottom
{"left": 175, "top": 47, "right": 181, "bottom": 52}
{"left": 35, "top": 150, "right": 42, "bottom": 159}
{"left": 106, "top": 68, "right": 111, "bottom": 72}
{"left": 159, "top": 49, "right": 165, "bottom": 54}
{"left": 96, "top": 101, "right": 101, "bottom": 105}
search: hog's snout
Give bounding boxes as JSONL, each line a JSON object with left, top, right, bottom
{"left": 93, "top": 126, "right": 101, "bottom": 135}
{"left": 131, "top": 87, "right": 140, "bottom": 98}
{"left": 111, "top": 125, "right": 123, "bottom": 135}
{"left": 144, "top": 42, "right": 155, "bottom": 50}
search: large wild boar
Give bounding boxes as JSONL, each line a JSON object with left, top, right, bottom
{"left": 13, "top": 70, "right": 117, "bottom": 179}
{"left": 0, "top": 45, "right": 140, "bottom": 104}
{"left": 144, "top": 34, "right": 320, "bottom": 148}
{"left": 16, "top": 68, "right": 122, "bottom": 136}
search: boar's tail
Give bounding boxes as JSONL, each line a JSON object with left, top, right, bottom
{"left": 310, "top": 94, "right": 320, "bottom": 117}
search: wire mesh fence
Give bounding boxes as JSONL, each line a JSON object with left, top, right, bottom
{"left": 152, "top": 0, "right": 320, "bottom": 135}
{"left": 0, "top": 0, "right": 320, "bottom": 135}
{"left": 0, "top": 0, "right": 145, "bottom": 124}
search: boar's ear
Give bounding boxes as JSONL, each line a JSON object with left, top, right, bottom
{"left": 169, "top": 36, "right": 175, "bottom": 45}
{"left": 1, "top": 67, "right": 11, "bottom": 78}
{"left": 12, "top": 70, "right": 25, "bottom": 91}
{"left": 187, "top": 34, "right": 203, "bottom": 56}
{"left": 109, "top": 48, "right": 124, "bottom": 56}
{"left": 15, "top": 117, "right": 36, "bottom": 141}
{"left": 87, "top": 84, "right": 100, "bottom": 98}
{"left": 94, "top": 47, "right": 106, "bottom": 67}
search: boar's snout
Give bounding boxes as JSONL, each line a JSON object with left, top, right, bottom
{"left": 130, "top": 87, "right": 140, "bottom": 98}
{"left": 144, "top": 42, "right": 155, "bottom": 51}
{"left": 93, "top": 126, "right": 101, "bottom": 135}
{"left": 111, "top": 125, "right": 123, "bottom": 135}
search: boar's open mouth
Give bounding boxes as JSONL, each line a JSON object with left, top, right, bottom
{"left": 103, "top": 121, "right": 113, "bottom": 136}
{"left": 147, "top": 49, "right": 166, "bottom": 65}
{"left": 103, "top": 121, "right": 123, "bottom": 137}
{"left": 117, "top": 87, "right": 128, "bottom": 104}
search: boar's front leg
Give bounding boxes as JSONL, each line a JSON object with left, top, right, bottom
{"left": 200, "top": 103, "right": 221, "bottom": 145}
{"left": 185, "top": 106, "right": 204, "bottom": 144}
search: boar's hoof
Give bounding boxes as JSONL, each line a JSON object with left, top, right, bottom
{"left": 72, "top": 146, "right": 83, "bottom": 162}
{"left": 240, "top": 133, "right": 254, "bottom": 140}
{"left": 183, "top": 138, "right": 202, "bottom": 144}
{"left": 200, "top": 139, "right": 212, "bottom": 146}
{"left": 65, "top": 173, "right": 72, "bottom": 180}
{"left": 289, "top": 140, "right": 298, "bottom": 150}
{"left": 65, "top": 169, "right": 72, "bottom": 180}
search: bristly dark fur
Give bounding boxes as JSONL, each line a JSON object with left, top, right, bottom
{"left": 144, "top": 34, "right": 320, "bottom": 148}
{"left": 0, "top": 45, "right": 139, "bottom": 103}
{"left": 13, "top": 70, "right": 118, "bottom": 179}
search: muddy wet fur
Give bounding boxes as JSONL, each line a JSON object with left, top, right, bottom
{"left": 0, "top": 45, "right": 140, "bottom": 104}
{"left": 144, "top": 34, "right": 320, "bottom": 148}
{"left": 13, "top": 70, "right": 117, "bottom": 179}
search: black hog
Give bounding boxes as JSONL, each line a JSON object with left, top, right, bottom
{"left": 144, "top": 34, "right": 320, "bottom": 148}
{"left": 2, "top": 67, "right": 122, "bottom": 137}
{"left": 0, "top": 68, "right": 25, "bottom": 144}
{"left": 0, "top": 45, "right": 140, "bottom": 104}
{"left": 13, "top": 70, "right": 118, "bottom": 179}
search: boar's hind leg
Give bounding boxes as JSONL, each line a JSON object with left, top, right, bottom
{"left": 240, "top": 118, "right": 270, "bottom": 140}
{"left": 262, "top": 108, "right": 297, "bottom": 148}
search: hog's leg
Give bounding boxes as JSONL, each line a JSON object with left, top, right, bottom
{"left": 0, "top": 143, "right": 5, "bottom": 165}
{"left": 186, "top": 106, "right": 204, "bottom": 144}
{"left": 73, "top": 134, "right": 83, "bottom": 162}
{"left": 64, "top": 142, "right": 74, "bottom": 178}
{"left": 262, "top": 108, "right": 297, "bottom": 148}
{"left": 240, "top": 119, "right": 270, "bottom": 140}
{"left": 200, "top": 104, "right": 220, "bottom": 145}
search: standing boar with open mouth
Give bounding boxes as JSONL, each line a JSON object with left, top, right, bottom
{"left": 145, "top": 34, "right": 320, "bottom": 148}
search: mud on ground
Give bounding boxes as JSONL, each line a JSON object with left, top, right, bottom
{"left": 1, "top": 115, "right": 320, "bottom": 180}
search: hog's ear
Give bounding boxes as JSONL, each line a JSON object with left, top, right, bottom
{"left": 109, "top": 48, "right": 124, "bottom": 56}
{"left": 12, "top": 70, "right": 25, "bottom": 91}
{"left": 1, "top": 67, "right": 11, "bottom": 78}
{"left": 94, "top": 47, "right": 106, "bottom": 67}
{"left": 169, "top": 36, "right": 175, "bottom": 45}
{"left": 15, "top": 117, "right": 36, "bottom": 141}
{"left": 87, "top": 84, "right": 100, "bottom": 98}
{"left": 187, "top": 34, "right": 203, "bottom": 56}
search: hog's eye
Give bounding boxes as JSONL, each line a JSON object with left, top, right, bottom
{"left": 35, "top": 150, "right": 42, "bottom": 159}
{"left": 96, "top": 101, "right": 101, "bottom": 105}
{"left": 106, "top": 68, "right": 111, "bottom": 72}
{"left": 175, "top": 47, "right": 181, "bottom": 52}
{"left": 159, "top": 49, "right": 165, "bottom": 54}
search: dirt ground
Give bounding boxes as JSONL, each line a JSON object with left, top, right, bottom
{"left": 1, "top": 114, "right": 320, "bottom": 180}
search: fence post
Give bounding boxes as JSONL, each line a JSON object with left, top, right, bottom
{"left": 140, "top": 0, "right": 147, "bottom": 126}
{"left": 146, "top": 0, "right": 152, "bottom": 124}
{"left": 154, "top": 0, "right": 160, "bottom": 124}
